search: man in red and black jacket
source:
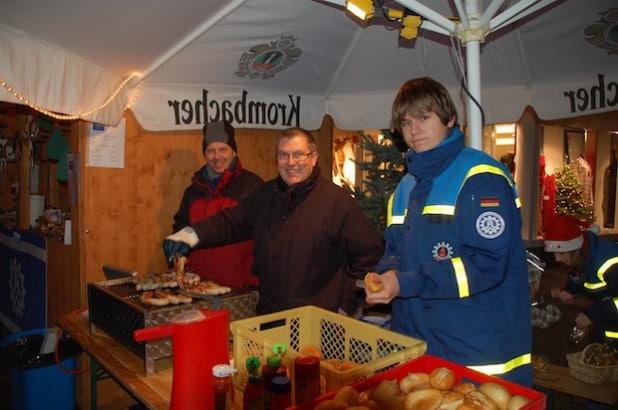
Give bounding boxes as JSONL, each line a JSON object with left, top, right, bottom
{"left": 172, "top": 120, "right": 264, "bottom": 290}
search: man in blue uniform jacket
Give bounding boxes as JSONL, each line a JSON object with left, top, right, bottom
{"left": 544, "top": 215, "right": 618, "bottom": 348}
{"left": 365, "top": 77, "right": 533, "bottom": 386}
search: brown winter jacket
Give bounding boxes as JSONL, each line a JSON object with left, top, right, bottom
{"left": 190, "top": 166, "right": 384, "bottom": 314}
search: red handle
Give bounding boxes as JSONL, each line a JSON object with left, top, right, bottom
{"left": 133, "top": 323, "right": 174, "bottom": 342}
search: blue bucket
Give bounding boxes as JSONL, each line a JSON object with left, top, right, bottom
{"left": 1, "top": 328, "right": 79, "bottom": 410}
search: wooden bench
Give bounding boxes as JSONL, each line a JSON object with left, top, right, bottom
{"left": 533, "top": 363, "right": 618, "bottom": 406}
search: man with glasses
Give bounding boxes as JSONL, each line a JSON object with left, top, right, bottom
{"left": 164, "top": 127, "right": 383, "bottom": 315}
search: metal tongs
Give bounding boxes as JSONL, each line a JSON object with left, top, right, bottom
{"left": 173, "top": 253, "right": 223, "bottom": 310}
{"left": 173, "top": 253, "right": 186, "bottom": 291}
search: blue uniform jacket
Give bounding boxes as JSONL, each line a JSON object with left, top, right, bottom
{"left": 564, "top": 231, "right": 618, "bottom": 344}
{"left": 380, "top": 128, "right": 533, "bottom": 386}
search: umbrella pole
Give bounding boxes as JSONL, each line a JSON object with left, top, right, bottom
{"left": 466, "top": 40, "right": 483, "bottom": 150}
{"left": 395, "top": 0, "right": 560, "bottom": 151}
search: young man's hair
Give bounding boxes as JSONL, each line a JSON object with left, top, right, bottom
{"left": 391, "top": 77, "right": 458, "bottom": 130}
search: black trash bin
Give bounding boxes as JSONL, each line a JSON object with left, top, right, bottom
{"left": 0, "top": 328, "right": 80, "bottom": 410}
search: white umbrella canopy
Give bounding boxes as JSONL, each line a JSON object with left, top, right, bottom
{"left": 0, "top": 0, "right": 616, "bottom": 132}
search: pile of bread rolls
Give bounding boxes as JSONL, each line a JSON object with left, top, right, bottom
{"left": 313, "top": 366, "right": 532, "bottom": 410}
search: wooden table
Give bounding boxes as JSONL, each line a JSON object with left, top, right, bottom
{"left": 533, "top": 363, "right": 618, "bottom": 406}
{"left": 56, "top": 310, "right": 172, "bottom": 410}
{"left": 62, "top": 308, "right": 618, "bottom": 409}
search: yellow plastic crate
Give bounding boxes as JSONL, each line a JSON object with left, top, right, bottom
{"left": 231, "top": 305, "right": 426, "bottom": 402}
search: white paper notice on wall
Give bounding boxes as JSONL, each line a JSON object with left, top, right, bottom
{"left": 87, "top": 118, "right": 126, "bottom": 168}
{"left": 64, "top": 220, "right": 72, "bottom": 245}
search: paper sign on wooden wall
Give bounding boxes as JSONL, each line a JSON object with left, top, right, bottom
{"left": 87, "top": 118, "right": 126, "bottom": 168}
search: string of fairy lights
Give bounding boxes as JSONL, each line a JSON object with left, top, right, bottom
{"left": 0, "top": 73, "right": 142, "bottom": 122}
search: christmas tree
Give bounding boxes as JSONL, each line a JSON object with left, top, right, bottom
{"left": 345, "top": 132, "right": 406, "bottom": 240}
{"left": 554, "top": 163, "right": 594, "bottom": 223}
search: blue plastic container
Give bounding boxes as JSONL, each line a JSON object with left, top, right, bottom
{"left": 1, "top": 328, "right": 78, "bottom": 410}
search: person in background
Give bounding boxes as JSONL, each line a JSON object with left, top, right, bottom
{"left": 544, "top": 215, "right": 618, "bottom": 348}
{"left": 365, "top": 77, "right": 533, "bottom": 386}
{"left": 164, "top": 127, "right": 383, "bottom": 315}
{"left": 171, "top": 120, "right": 264, "bottom": 290}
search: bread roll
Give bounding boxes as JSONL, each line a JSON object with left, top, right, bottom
{"left": 454, "top": 405, "right": 477, "bottom": 410}
{"left": 333, "top": 385, "right": 360, "bottom": 406}
{"left": 478, "top": 382, "right": 511, "bottom": 410}
{"left": 321, "top": 358, "right": 358, "bottom": 371}
{"left": 370, "top": 379, "right": 400, "bottom": 403}
{"left": 383, "top": 394, "right": 406, "bottom": 410}
{"left": 506, "top": 395, "right": 531, "bottom": 410}
{"left": 404, "top": 387, "right": 443, "bottom": 410}
{"left": 440, "top": 390, "right": 464, "bottom": 409}
{"left": 301, "top": 344, "right": 323, "bottom": 360}
{"left": 453, "top": 382, "right": 477, "bottom": 395}
{"left": 464, "top": 390, "right": 499, "bottom": 410}
{"left": 314, "top": 399, "right": 348, "bottom": 410}
{"left": 358, "top": 399, "right": 381, "bottom": 410}
{"left": 399, "top": 372, "right": 431, "bottom": 393}
{"left": 429, "top": 367, "right": 456, "bottom": 391}
{"left": 338, "top": 360, "right": 359, "bottom": 371}
{"left": 365, "top": 272, "right": 384, "bottom": 293}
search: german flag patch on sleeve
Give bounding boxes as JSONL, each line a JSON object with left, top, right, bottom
{"left": 480, "top": 197, "right": 500, "bottom": 207}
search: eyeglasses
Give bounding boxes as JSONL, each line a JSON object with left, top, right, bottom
{"left": 276, "top": 151, "right": 315, "bottom": 162}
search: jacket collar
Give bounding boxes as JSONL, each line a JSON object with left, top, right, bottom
{"left": 406, "top": 127, "right": 465, "bottom": 182}
{"left": 194, "top": 157, "right": 242, "bottom": 191}
{"left": 276, "top": 165, "right": 321, "bottom": 208}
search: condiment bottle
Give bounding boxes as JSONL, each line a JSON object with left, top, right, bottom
{"left": 213, "top": 363, "right": 237, "bottom": 410}
{"left": 262, "top": 343, "right": 287, "bottom": 409}
{"left": 242, "top": 356, "right": 264, "bottom": 410}
{"left": 270, "top": 376, "right": 292, "bottom": 410}
{"left": 294, "top": 355, "right": 321, "bottom": 404}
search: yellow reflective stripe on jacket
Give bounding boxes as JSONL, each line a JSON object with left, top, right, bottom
{"left": 606, "top": 330, "right": 618, "bottom": 339}
{"left": 387, "top": 193, "right": 407, "bottom": 226}
{"left": 467, "top": 353, "right": 532, "bottom": 376}
{"left": 422, "top": 163, "right": 519, "bottom": 216}
{"left": 584, "top": 257, "right": 618, "bottom": 290}
{"left": 451, "top": 257, "right": 469, "bottom": 298}
{"left": 387, "top": 192, "right": 395, "bottom": 226}
{"left": 424, "top": 204, "right": 456, "bottom": 215}
{"left": 468, "top": 164, "right": 515, "bottom": 188}
{"left": 387, "top": 173, "right": 416, "bottom": 226}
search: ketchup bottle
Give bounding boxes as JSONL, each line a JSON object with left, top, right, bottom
{"left": 294, "top": 355, "right": 321, "bottom": 404}
{"left": 270, "top": 376, "right": 292, "bottom": 410}
{"left": 261, "top": 343, "right": 287, "bottom": 409}
{"left": 242, "top": 356, "right": 264, "bottom": 410}
{"left": 213, "top": 364, "right": 236, "bottom": 410}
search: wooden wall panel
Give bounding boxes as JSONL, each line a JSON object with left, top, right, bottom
{"left": 46, "top": 238, "right": 81, "bottom": 324}
{"left": 46, "top": 120, "right": 83, "bottom": 325}
{"left": 0, "top": 104, "right": 19, "bottom": 216}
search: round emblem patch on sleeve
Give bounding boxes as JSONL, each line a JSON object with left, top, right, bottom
{"left": 476, "top": 211, "right": 505, "bottom": 239}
